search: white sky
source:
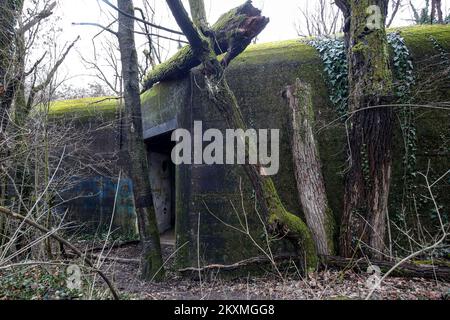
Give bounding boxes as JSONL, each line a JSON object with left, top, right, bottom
{"left": 46, "top": 0, "right": 450, "bottom": 89}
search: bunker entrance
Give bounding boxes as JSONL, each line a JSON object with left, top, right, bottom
{"left": 146, "top": 132, "right": 176, "bottom": 246}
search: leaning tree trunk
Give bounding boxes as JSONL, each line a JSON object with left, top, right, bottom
{"left": 117, "top": 0, "right": 164, "bottom": 280}
{"left": 284, "top": 79, "right": 335, "bottom": 256}
{"left": 166, "top": 0, "right": 318, "bottom": 271}
{"left": 337, "top": 0, "right": 394, "bottom": 259}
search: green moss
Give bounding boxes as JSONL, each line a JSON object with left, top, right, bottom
{"left": 142, "top": 45, "right": 196, "bottom": 89}
{"left": 232, "top": 39, "right": 318, "bottom": 66}
{"left": 325, "top": 206, "right": 337, "bottom": 255}
{"left": 47, "top": 96, "right": 120, "bottom": 119}
{"left": 263, "top": 178, "right": 318, "bottom": 271}
{"left": 49, "top": 25, "right": 450, "bottom": 121}
{"left": 212, "top": 5, "right": 245, "bottom": 31}
{"left": 392, "top": 25, "right": 450, "bottom": 48}
{"left": 412, "top": 259, "right": 450, "bottom": 267}
{"left": 351, "top": 42, "right": 367, "bottom": 54}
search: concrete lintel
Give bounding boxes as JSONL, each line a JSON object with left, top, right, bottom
{"left": 144, "top": 118, "right": 178, "bottom": 140}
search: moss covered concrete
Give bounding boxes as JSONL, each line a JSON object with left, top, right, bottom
{"left": 47, "top": 96, "right": 120, "bottom": 120}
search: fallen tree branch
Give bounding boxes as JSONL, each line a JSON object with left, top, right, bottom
{"left": 179, "top": 254, "right": 297, "bottom": 275}
{"left": 65, "top": 251, "right": 139, "bottom": 265}
{"left": 18, "top": 2, "right": 57, "bottom": 34}
{"left": 322, "top": 255, "right": 450, "bottom": 281}
{"left": 88, "top": 240, "right": 141, "bottom": 253}
{"left": 179, "top": 253, "right": 450, "bottom": 281}
{"left": 0, "top": 206, "right": 120, "bottom": 300}
{"left": 141, "top": 0, "right": 269, "bottom": 92}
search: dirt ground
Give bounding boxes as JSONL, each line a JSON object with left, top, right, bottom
{"left": 99, "top": 244, "right": 449, "bottom": 300}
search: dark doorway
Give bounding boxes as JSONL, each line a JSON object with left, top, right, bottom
{"left": 146, "top": 132, "right": 176, "bottom": 246}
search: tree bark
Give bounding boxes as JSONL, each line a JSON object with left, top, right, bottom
{"left": 188, "top": 0, "right": 208, "bottom": 30}
{"left": 284, "top": 79, "right": 335, "bottom": 256}
{"left": 337, "top": 0, "right": 394, "bottom": 260}
{"left": 117, "top": 0, "right": 164, "bottom": 281}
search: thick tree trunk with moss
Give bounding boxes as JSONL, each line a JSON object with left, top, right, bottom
{"left": 117, "top": 0, "right": 164, "bottom": 280}
{"left": 284, "top": 79, "right": 335, "bottom": 256}
{"left": 336, "top": 0, "right": 394, "bottom": 259}
{"left": 166, "top": 0, "right": 318, "bottom": 271}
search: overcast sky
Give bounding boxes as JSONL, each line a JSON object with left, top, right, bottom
{"left": 48, "top": 0, "right": 450, "bottom": 90}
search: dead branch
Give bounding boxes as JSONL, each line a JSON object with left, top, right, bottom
{"left": 18, "top": 1, "right": 57, "bottom": 34}
{"left": 142, "top": 1, "right": 269, "bottom": 91}
{"left": 27, "top": 36, "right": 81, "bottom": 109}
{"left": 322, "top": 255, "right": 450, "bottom": 282}
{"left": 179, "top": 254, "right": 450, "bottom": 281}
{"left": 179, "top": 254, "right": 297, "bottom": 275}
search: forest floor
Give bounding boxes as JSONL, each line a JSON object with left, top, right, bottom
{"left": 100, "top": 244, "right": 449, "bottom": 300}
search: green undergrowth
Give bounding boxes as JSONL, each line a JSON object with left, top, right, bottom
{"left": 0, "top": 265, "right": 81, "bottom": 300}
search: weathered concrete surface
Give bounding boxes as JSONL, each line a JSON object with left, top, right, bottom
{"left": 50, "top": 25, "right": 450, "bottom": 267}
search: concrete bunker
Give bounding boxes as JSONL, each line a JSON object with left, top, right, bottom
{"left": 48, "top": 25, "right": 450, "bottom": 269}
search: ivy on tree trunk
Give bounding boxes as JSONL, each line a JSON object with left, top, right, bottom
{"left": 336, "top": 0, "right": 394, "bottom": 259}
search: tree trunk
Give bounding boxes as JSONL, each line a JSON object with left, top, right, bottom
{"left": 431, "top": 0, "right": 444, "bottom": 24}
{"left": 284, "top": 79, "right": 335, "bottom": 256}
{"left": 337, "top": 0, "right": 394, "bottom": 260}
{"left": 117, "top": 0, "right": 164, "bottom": 281}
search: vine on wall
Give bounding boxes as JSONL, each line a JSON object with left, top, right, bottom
{"left": 309, "top": 33, "right": 419, "bottom": 232}
{"left": 308, "top": 38, "right": 348, "bottom": 118}
{"left": 387, "top": 32, "right": 418, "bottom": 223}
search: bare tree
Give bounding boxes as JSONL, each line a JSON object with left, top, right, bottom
{"left": 296, "top": 0, "right": 343, "bottom": 37}
{"left": 116, "top": 0, "right": 164, "bottom": 280}
{"left": 387, "top": 0, "right": 404, "bottom": 27}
